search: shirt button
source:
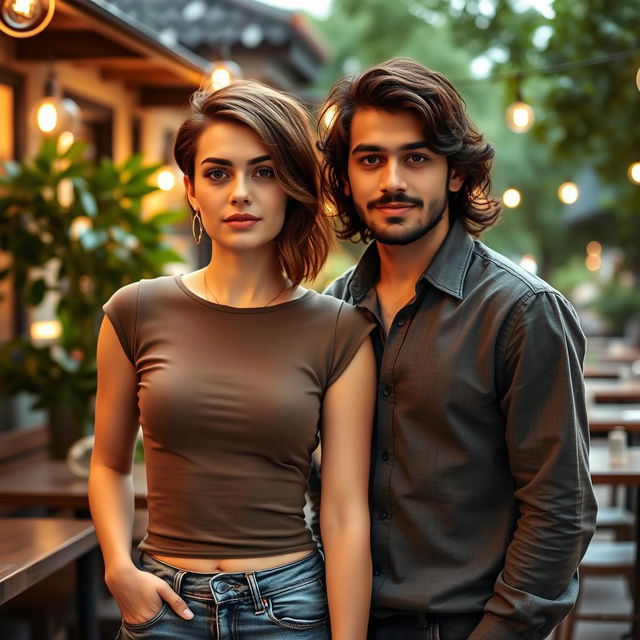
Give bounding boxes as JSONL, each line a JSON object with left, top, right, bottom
{"left": 382, "top": 450, "right": 390, "bottom": 461}
{"left": 373, "top": 567, "right": 382, "bottom": 576}
{"left": 397, "top": 318, "right": 406, "bottom": 327}
{"left": 382, "top": 386, "right": 391, "bottom": 397}
{"left": 379, "top": 511, "right": 388, "bottom": 520}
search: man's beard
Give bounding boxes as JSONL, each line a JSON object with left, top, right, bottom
{"left": 361, "top": 190, "right": 449, "bottom": 246}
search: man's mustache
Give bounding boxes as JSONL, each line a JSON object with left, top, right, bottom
{"left": 367, "top": 192, "right": 424, "bottom": 210}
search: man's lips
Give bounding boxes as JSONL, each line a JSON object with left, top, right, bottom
{"left": 374, "top": 202, "right": 416, "bottom": 213}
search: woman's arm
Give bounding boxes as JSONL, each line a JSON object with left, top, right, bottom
{"left": 88, "top": 316, "right": 193, "bottom": 623}
{"left": 320, "top": 337, "right": 376, "bottom": 640}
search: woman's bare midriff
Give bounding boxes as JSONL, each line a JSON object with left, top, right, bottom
{"left": 149, "top": 549, "right": 314, "bottom": 573}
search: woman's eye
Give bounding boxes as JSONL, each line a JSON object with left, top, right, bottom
{"left": 206, "top": 169, "right": 228, "bottom": 180}
{"left": 255, "top": 166, "right": 274, "bottom": 179}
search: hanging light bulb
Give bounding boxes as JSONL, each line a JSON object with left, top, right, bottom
{"left": 0, "top": 0, "right": 55, "bottom": 38}
{"left": 636, "top": 67, "right": 640, "bottom": 92}
{"left": 31, "top": 70, "right": 81, "bottom": 136}
{"left": 505, "top": 78, "right": 535, "bottom": 133}
{"left": 628, "top": 162, "right": 640, "bottom": 185}
{"left": 558, "top": 181, "right": 579, "bottom": 204}
{"left": 206, "top": 60, "right": 243, "bottom": 91}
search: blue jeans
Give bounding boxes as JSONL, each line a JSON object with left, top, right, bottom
{"left": 117, "top": 550, "right": 330, "bottom": 639}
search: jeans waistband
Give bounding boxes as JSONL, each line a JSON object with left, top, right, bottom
{"left": 138, "top": 550, "right": 324, "bottom": 611}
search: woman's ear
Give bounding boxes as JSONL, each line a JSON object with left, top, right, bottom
{"left": 183, "top": 174, "right": 198, "bottom": 211}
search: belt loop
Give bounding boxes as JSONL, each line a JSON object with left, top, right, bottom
{"left": 245, "top": 572, "right": 265, "bottom": 615}
{"left": 172, "top": 570, "right": 186, "bottom": 595}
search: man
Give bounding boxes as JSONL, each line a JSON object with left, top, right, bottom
{"left": 317, "top": 58, "right": 597, "bottom": 640}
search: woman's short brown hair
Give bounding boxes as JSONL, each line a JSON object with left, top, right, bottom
{"left": 174, "top": 80, "right": 332, "bottom": 286}
{"left": 317, "top": 58, "right": 501, "bottom": 241}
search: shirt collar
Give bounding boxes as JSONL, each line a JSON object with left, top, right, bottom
{"left": 348, "top": 220, "right": 474, "bottom": 303}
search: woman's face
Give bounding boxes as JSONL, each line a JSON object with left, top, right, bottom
{"left": 185, "top": 120, "right": 288, "bottom": 252}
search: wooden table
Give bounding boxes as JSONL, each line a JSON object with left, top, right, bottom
{"left": 590, "top": 444, "right": 640, "bottom": 638}
{"left": 586, "top": 380, "right": 640, "bottom": 405}
{"left": 0, "top": 461, "right": 146, "bottom": 639}
{"left": 584, "top": 363, "right": 625, "bottom": 379}
{"left": 0, "top": 518, "right": 96, "bottom": 604}
{"left": 0, "top": 460, "right": 147, "bottom": 510}
{"left": 0, "top": 518, "right": 98, "bottom": 637}
{"left": 589, "top": 405, "right": 640, "bottom": 433}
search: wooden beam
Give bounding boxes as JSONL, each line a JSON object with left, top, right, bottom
{"left": 140, "top": 87, "right": 194, "bottom": 107}
{"left": 15, "top": 31, "right": 139, "bottom": 60}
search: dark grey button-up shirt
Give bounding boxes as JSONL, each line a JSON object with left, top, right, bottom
{"left": 325, "top": 221, "right": 597, "bottom": 640}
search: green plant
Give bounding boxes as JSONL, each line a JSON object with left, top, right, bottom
{"left": 0, "top": 136, "right": 185, "bottom": 456}
{"left": 591, "top": 279, "right": 640, "bottom": 336}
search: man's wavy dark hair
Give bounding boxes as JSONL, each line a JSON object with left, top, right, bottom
{"left": 317, "top": 58, "right": 501, "bottom": 242}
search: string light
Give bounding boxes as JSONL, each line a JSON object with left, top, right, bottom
{"left": 586, "top": 241, "right": 602, "bottom": 256}
{"left": 585, "top": 255, "right": 601, "bottom": 272}
{"left": 628, "top": 162, "right": 640, "bottom": 185}
{"left": 558, "top": 181, "right": 579, "bottom": 204}
{"left": 30, "top": 320, "right": 61, "bottom": 341}
{"left": 156, "top": 167, "right": 176, "bottom": 191}
{"left": 505, "top": 101, "right": 534, "bottom": 133}
{"left": 502, "top": 188, "right": 521, "bottom": 208}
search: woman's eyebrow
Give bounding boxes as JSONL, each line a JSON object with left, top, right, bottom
{"left": 200, "top": 155, "right": 272, "bottom": 167}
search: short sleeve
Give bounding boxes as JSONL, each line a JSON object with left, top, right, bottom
{"left": 102, "top": 281, "right": 140, "bottom": 365}
{"left": 326, "top": 301, "right": 375, "bottom": 387}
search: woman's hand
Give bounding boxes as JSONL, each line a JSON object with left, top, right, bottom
{"left": 106, "top": 563, "right": 194, "bottom": 624}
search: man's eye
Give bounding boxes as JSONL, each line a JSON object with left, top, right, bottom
{"left": 255, "top": 167, "right": 274, "bottom": 179}
{"left": 408, "top": 154, "right": 427, "bottom": 164}
{"left": 360, "top": 155, "right": 381, "bottom": 166}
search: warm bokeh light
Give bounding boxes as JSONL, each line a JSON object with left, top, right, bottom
{"left": 519, "top": 254, "right": 538, "bottom": 274}
{"left": 585, "top": 255, "right": 601, "bottom": 272}
{"left": 30, "top": 320, "right": 61, "bottom": 341}
{"left": 505, "top": 101, "right": 535, "bottom": 133}
{"left": 628, "top": 162, "right": 640, "bottom": 185}
{"left": 323, "top": 105, "right": 338, "bottom": 129}
{"left": 637, "top": 67, "right": 640, "bottom": 92}
{"left": 69, "top": 216, "right": 92, "bottom": 239}
{"left": 36, "top": 99, "right": 57, "bottom": 132}
{"left": 157, "top": 168, "right": 176, "bottom": 191}
{"left": 211, "top": 67, "right": 232, "bottom": 91}
{"left": 586, "top": 241, "right": 602, "bottom": 256}
{"left": 57, "top": 130, "right": 74, "bottom": 153}
{"left": 502, "top": 188, "right": 521, "bottom": 208}
{"left": 558, "top": 181, "right": 579, "bottom": 204}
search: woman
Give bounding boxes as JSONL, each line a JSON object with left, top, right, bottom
{"left": 88, "top": 80, "right": 375, "bottom": 640}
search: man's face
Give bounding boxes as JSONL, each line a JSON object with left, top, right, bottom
{"left": 346, "top": 108, "right": 463, "bottom": 245}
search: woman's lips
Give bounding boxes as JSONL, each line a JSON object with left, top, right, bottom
{"left": 223, "top": 213, "right": 260, "bottom": 229}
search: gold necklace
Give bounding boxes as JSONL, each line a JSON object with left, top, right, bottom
{"left": 202, "top": 269, "right": 289, "bottom": 307}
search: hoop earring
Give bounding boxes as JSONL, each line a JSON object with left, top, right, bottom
{"left": 192, "top": 210, "right": 203, "bottom": 245}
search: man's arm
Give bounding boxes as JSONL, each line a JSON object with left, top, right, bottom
{"left": 470, "top": 290, "right": 597, "bottom": 640}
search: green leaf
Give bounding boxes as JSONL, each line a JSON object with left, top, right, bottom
{"left": 149, "top": 210, "right": 187, "bottom": 226}
{"left": 78, "top": 189, "right": 98, "bottom": 217}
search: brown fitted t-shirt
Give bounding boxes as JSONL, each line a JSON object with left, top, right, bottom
{"left": 103, "top": 275, "right": 373, "bottom": 558}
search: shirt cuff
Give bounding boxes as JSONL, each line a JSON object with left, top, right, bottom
{"left": 468, "top": 614, "right": 523, "bottom": 640}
